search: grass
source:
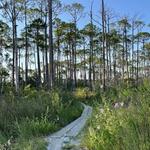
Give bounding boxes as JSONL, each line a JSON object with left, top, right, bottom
{"left": 11, "top": 137, "right": 47, "bottom": 150}
{"left": 0, "top": 86, "right": 83, "bottom": 149}
{"left": 1, "top": 80, "right": 149, "bottom": 149}
{"left": 82, "top": 79, "right": 150, "bottom": 150}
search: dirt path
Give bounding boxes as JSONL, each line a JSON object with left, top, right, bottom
{"left": 46, "top": 104, "right": 92, "bottom": 150}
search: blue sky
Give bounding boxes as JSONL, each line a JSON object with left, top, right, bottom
{"left": 60, "top": 0, "right": 150, "bottom": 29}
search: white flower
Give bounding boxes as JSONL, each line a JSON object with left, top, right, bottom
{"left": 100, "top": 108, "right": 104, "bottom": 113}
{"left": 97, "top": 125, "right": 100, "bottom": 130}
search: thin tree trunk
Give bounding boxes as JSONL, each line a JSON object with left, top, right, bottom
{"left": 37, "top": 29, "right": 41, "bottom": 87}
{"left": 25, "top": 0, "right": 28, "bottom": 85}
{"left": 13, "top": 0, "right": 19, "bottom": 92}
{"left": 102, "top": 0, "right": 106, "bottom": 90}
{"left": 90, "top": 4, "right": 94, "bottom": 90}
{"left": 44, "top": 11, "right": 49, "bottom": 87}
{"left": 131, "top": 22, "right": 135, "bottom": 79}
{"left": 83, "top": 38, "right": 86, "bottom": 86}
{"left": 136, "top": 36, "right": 140, "bottom": 85}
{"left": 125, "top": 26, "right": 129, "bottom": 80}
{"left": 122, "top": 30, "right": 125, "bottom": 80}
{"left": 48, "top": 0, "right": 54, "bottom": 89}
{"left": 74, "top": 21, "right": 77, "bottom": 88}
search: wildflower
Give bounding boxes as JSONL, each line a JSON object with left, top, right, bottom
{"left": 97, "top": 125, "right": 100, "bottom": 130}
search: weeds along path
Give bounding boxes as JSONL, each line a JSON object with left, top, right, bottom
{"left": 46, "top": 104, "right": 92, "bottom": 150}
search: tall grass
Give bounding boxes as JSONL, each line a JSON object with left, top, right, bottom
{"left": 82, "top": 80, "right": 150, "bottom": 150}
{"left": 0, "top": 86, "right": 82, "bottom": 149}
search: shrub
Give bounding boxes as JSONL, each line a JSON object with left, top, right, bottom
{"left": 74, "top": 88, "right": 97, "bottom": 103}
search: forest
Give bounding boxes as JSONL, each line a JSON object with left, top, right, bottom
{"left": 0, "top": 0, "right": 150, "bottom": 149}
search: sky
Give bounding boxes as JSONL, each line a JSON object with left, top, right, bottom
{"left": 60, "top": 0, "right": 150, "bottom": 29}
{"left": 1, "top": 0, "right": 150, "bottom": 30}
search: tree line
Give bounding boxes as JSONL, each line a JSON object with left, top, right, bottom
{"left": 0, "top": 0, "right": 150, "bottom": 93}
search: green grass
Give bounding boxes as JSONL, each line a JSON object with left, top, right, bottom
{"left": 0, "top": 86, "right": 82, "bottom": 149}
{"left": 1, "top": 80, "right": 149, "bottom": 149}
{"left": 82, "top": 79, "right": 150, "bottom": 150}
{"left": 12, "top": 137, "right": 47, "bottom": 150}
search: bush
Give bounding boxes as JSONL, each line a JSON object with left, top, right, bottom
{"left": 74, "top": 88, "right": 97, "bottom": 103}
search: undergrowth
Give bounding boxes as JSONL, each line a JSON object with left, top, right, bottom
{"left": 0, "top": 86, "right": 82, "bottom": 149}
{"left": 82, "top": 79, "right": 150, "bottom": 150}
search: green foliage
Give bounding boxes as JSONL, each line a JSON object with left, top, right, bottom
{"left": 74, "top": 88, "right": 97, "bottom": 103}
{"left": 16, "top": 117, "right": 58, "bottom": 139}
{"left": 0, "top": 87, "right": 82, "bottom": 149}
{"left": 12, "top": 137, "right": 47, "bottom": 150}
{"left": 82, "top": 81, "right": 150, "bottom": 150}
{"left": 58, "top": 102, "right": 82, "bottom": 126}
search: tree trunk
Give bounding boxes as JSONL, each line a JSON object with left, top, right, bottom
{"left": 25, "top": 0, "right": 28, "bottom": 85}
{"left": 101, "top": 0, "right": 106, "bottom": 90}
{"left": 13, "top": 0, "right": 19, "bottom": 92}
{"left": 74, "top": 21, "right": 77, "bottom": 88}
{"left": 37, "top": 29, "right": 41, "bottom": 87}
{"left": 131, "top": 22, "right": 135, "bottom": 79}
{"left": 44, "top": 10, "right": 49, "bottom": 87}
{"left": 136, "top": 36, "right": 140, "bottom": 85}
{"left": 48, "top": 0, "right": 54, "bottom": 89}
